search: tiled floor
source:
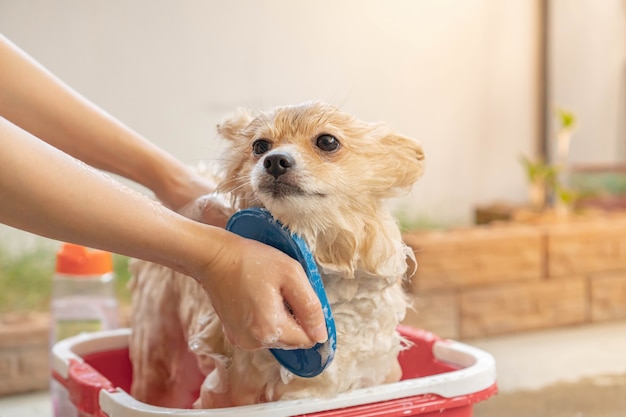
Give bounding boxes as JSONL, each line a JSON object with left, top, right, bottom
{"left": 2, "top": 320, "right": 626, "bottom": 416}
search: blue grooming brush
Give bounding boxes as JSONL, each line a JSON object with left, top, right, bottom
{"left": 226, "top": 207, "right": 336, "bottom": 378}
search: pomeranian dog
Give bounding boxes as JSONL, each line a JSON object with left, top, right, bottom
{"left": 129, "top": 101, "right": 425, "bottom": 408}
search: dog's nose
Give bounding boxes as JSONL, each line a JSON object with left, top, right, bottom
{"left": 263, "top": 153, "right": 294, "bottom": 178}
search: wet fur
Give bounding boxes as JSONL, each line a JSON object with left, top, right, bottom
{"left": 129, "top": 102, "right": 425, "bottom": 408}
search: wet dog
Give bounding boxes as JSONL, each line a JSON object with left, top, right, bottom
{"left": 129, "top": 101, "right": 425, "bottom": 408}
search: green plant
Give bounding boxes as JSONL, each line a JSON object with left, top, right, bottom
{"left": 556, "top": 108, "right": 577, "bottom": 132}
{"left": 553, "top": 107, "right": 579, "bottom": 212}
{"left": 113, "top": 254, "right": 132, "bottom": 305}
{"left": 519, "top": 107, "right": 582, "bottom": 212}
{"left": 554, "top": 185, "right": 579, "bottom": 206}
{"left": 519, "top": 155, "right": 559, "bottom": 187}
{"left": 519, "top": 154, "right": 559, "bottom": 210}
{"left": 394, "top": 208, "right": 452, "bottom": 231}
{"left": 0, "top": 247, "right": 54, "bottom": 313}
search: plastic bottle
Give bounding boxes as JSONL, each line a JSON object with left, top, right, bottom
{"left": 50, "top": 243, "right": 120, "bottom": 417}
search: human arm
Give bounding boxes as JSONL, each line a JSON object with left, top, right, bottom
{"left": 0, "top": 34, "right": 210, "bottom": 213}
{"left": 0, "top": 116, "right": 328, "bottom": 349}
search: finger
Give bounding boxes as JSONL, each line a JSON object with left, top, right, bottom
{"left": 281, "top": 276, "right": 328, "bottom": 345}
{"left": 273, "top": 309, "right": 316, "bottom": 350}
{"left": 248, "top": 286, "right": 315, "bottom": 349}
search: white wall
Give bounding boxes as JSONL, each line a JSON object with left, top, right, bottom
{"left": 0, "top": 0, "right": 540, "bottom": 250}
{"left": 549, "top": 0, "right": 626, "bottom": 165}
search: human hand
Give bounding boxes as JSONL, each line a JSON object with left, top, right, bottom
{"left": 196, "top": 231, "right": 328, "bottom": 350}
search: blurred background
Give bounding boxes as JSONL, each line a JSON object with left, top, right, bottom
{"left": 0, "top": 0, "right": 626, "bottom": 234}
{"left": 0, "top": 0, "right": 624, "bottom": 245}
{"left": 0, "top": 1, "right": 625, "bottom": 416}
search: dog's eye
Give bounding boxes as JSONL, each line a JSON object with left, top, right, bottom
{"left": 316, "top": 134, "right": 340, "bottom": 152}
{"left": 252, "top": 139, "right": 272, "bottom": 155}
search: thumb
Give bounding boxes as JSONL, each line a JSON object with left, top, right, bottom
{"left": 282, "top": 278, "right": 328, "bottom": 344}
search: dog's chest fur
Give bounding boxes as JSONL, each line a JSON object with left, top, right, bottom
{"left": 321, "top": 270, "right": 407, "bottom": 384}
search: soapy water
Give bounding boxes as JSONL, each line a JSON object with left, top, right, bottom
{"left": 262, "top": 327, "right": 282, "bottom": 346}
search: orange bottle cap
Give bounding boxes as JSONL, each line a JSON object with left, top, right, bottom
{"left": 56, "top": 243, "right": 113, "bottom": 275}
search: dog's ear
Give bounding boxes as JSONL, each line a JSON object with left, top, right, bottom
{"left": 217, "top": 108, "right": 255, "bottom": 142}
{"left": 379, "top": 132, "right": 426, "bottom": 191}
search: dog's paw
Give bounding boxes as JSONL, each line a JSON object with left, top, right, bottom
{"left": 178, "top": 192, "right": 234, "bottom": 227}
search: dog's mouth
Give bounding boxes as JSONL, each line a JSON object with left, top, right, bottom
{"left": 258, "top": 180, "right": 305, "bottom": 198}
